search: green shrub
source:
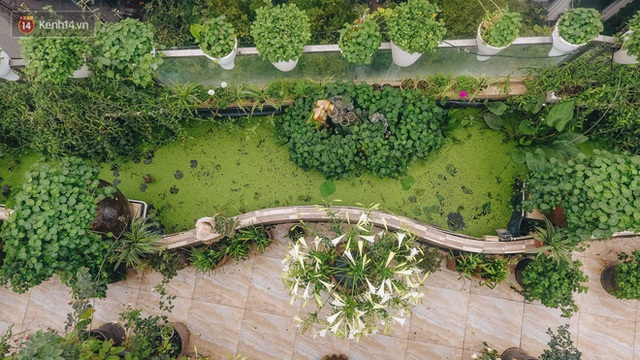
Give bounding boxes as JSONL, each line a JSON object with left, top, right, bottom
{"left": 614, "top": 251, "right": 640, "bottom": 299}
{"left": 386, "top": 0, "right": 446, "bottom": 54}
{"left": 275, "top": 82, "right": 447, "bottom": 179}
{"left": 191, "top": 15, "right": 237, "bottom": 58}
{"left": 338, "top": 14, "right": 382, "bottom": 65}
{"left": 251, "top": 3, "right": 311, "bottom": 63}
{"left": 557, "top": 8, "right": 603, "bottom": 45}
{"left": 622, "top": 11, "right": 640, "bottom": 57}
{"left": 479, "top": 8, "right": 522, "bottom": 48}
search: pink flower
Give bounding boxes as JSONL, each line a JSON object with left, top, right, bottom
{"left": 460, "top": 91, "right": 467, "bottom": 98}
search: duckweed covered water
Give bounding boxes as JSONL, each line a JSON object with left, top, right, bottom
{"left": 94, "top": 116, "right": 519, "bottom": 237}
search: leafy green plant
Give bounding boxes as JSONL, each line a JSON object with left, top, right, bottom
{"left": 386, "top": 0, "right": 447, "bottom": 54}
{"left": 90, "top": 18, "right": 162, "bottom": 87}
{"left": 236, "top": 225, "right": 272, "bottom": 253}
{"left": 614, "top": 251, "right": 640, "bottom": 299}
{"left": 189, "top": 244, "right": 227, "bottom": 273}
{"left": 479, "top": 7, "right": 522, "bottom": 47}
{"left": 19, "top": 7, "right": 88, "bottom": 84}
{"left": 212, "top": 213, "right": 238, "bottom": 238}
{"left": 416, "top": 245, "right": 444, "bottom": 274}
{"left": 541, "top": 325, "right": 581, "bottom": 360}
{"left": 146, "top": 249, "right": 187, "bottom": 281}
{"left": 557, "top": 8, "right": 603, "bottom": 45}
{"left": 621, "top": 11, "right": 640, "bottom": 57}
{"left": 526, "top": 218, "right": 582, "bottom": 265}
{"left": 338, "top": 12, "right": 382, "bottom": 65}
{"left": 190, "top": 16, "right": 237, "bottom": 59}
{"left": 0, "top": 158, "right": 112, "bottom": 293}
{"left": 453, "top": 252, "right": 484, "bottom": 280}
{"left": 111, "top": 216, "right": 162, "bottom": 270}
{"left": 473, "top": 341, "right": 499, "bottom": 359}
{"left": 250, "top": 3, "right": 311, "bottom": 63}
{"left": 520, "top": 255, "right": 588, "bottom": 317}
{"left": 477, "top": 257, "right": 511, "bottom": 289}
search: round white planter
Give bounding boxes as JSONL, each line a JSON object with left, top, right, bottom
{"left": 390, "top": 41, "right": 422, "bottom": 67}
{"left": 476, "top": 24, "right": 509, "bottom": 61}
{"left": 204, "top": 39, "right": 238, "bottom": 70}
{"left": 613, "top": 31, "right": 639, "bottom": 65}
{"left": 0, "top": 50, "right": 20, "bottom": 81}
{"left": 549, "top": 24, "right": 585, "bottom": 57}
{"left": 71, "top": 64, "right": 91, "bottom": 78}
{"left": 272, "top": 59, "right": 298, "bottom": 72}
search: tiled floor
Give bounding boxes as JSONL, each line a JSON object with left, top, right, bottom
{"left": 1, "top": 226, "right": 639, "bottom": 360}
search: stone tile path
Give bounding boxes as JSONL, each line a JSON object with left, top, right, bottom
{"left": 1, "top": 225, "right": 639, "bottom": 360}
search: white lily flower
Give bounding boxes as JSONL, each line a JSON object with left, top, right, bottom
{"left": 318, "top": 328, "right": 328, "bottom": 338}
{"left": 302, "top": 283, "right": 310, "bottom": 299}
{"left": 471, "top": 354, "right": 478, "bottom": 359}
{"left": 330, "top": 234, "right": 345, "bottom": 247}
{"left": 320, "top": 280, "right": 334, "bottom": 291}
{"left": 396, "top": 232, "right": 406, "bottom": 247}
{"left": 357, "top": 240, "right": 364, "bottom": 255}
{"left": 385, "top": 251, "right": 395, "bottom": 267}
{"left": 366, "top": 278, "right": 377, "bottom": 294}
{"left": 410, "top": 247, "right": 420, "bottom": 257}
{"left": 220, "top": 81, "right": 228, "bottom": 88}
{"left": 360, "top": 235, "right": 375, "bottom": 243}
{"left": 330, "top": 318, "right": 343, "bottom": 334}
{"left": 327, "top": 311, "right": 342, "bottom": 325}
{"left": 331, "top": 296, "right": 345, "bottom": 308}
{"left": 344, "top": 250, "right": 355, "bottom": 265}
{"left": 395, "top": 269, "right": 413, "bottom": 276}
{"left": 376, "top": 282, "right": 386, "bottom": 298}
{"left": 392, "top": 316, "right": 406, "bottom": 326}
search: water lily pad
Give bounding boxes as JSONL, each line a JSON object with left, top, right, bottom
{"left": 113, "top": 170, "right": 119, "bottom": 177}
{"left": 320, "top": 181, "right": 336, "bottom": 196}
{"left": 400, "top": 176, "right": 415, "bottom": 190}
{"left": 447, "top": 212, "right": 466, "bottom": 231}
{"left": 190, "top": 160, "right": 198, "bottom": 168}
{"left": 144, "top": 158, "right": 153, "bottom": 165}
{"left": 169, "top": 185, "right": 179, "bottom": 194}
{"left": 174, "top": 170, "right": 183, "bottom": 180}
{"left": 112, "top": 178, "right": 121, "bottom": 187}
{"left": 139, "top": 183, "right": 147, "bottom": 192}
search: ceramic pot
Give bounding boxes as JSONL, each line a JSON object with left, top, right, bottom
{"left": 501, "top": 347, "right": 537, "bottom": 360}
{"left": 613, "top": 31, "right": 639, "bottom": 65}
{"left": 0, "top": 51, "right": 20, "bottom": 81}
{"left": 514, "top": 258, "right": 533, "bottom": 286}
{"left": 204, "top": 39, "right": 238, "bottom": 70}
{"left": 390, "top": 41, "right": 421, "bottom": 67}
{"left": 549, "top": 24, "right": 584, "bottom": 57}
{"left": 89, "top": 323, "right": 126, "bottom": 346}
{"left": 600, "top": 265, "right": 617, "bottom": 296}
{"left": 169, "top": 322, "right": 191, "bottom": 357}
{"left": 272, "top": 58, "right": 298, "bottom": 72}
{"left": 476, "top": 24, "right": 509, "bottom": 61}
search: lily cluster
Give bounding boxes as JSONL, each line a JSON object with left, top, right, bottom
{"left": 281, "top": 212, "right": 427, "bottom": 341}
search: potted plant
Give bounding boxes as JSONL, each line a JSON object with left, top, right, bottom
{"left": 338, "top": 11, "right": 382, "bottom": 65}
{"left": 549, "top": 8, "right": 603, "bottom": 57}
{"left": 386, "top": 0, "right": 446, "bottom": 67}
{"left": 500, "top": 348, "right": 537, "bottom": 360}
{"left": 110, "top": 216, "right": 162, "bottom": 271}
{"left": 613, "top": 11, "right": 640, "bottom": 64}
{"left": 250, "top": 3, "right": 311, "bottom": 72}
{"left": 90, "top": 18, "right": 162, "bottom": 87}
{"left": 191, "top": 15, "right": 238, "bottom": 70}
{"left": 517, "top": 255, "right": 588, "bottom": 318}
{"left": 476, "top": 6, "right": 522, "bottom": 61}
{"left": 0, "top": 157, "right": 128, "bottom": 293}
{"left": 601, "top": 251, "right": 640, "bottom": 299}
{"left": 525, "top": 218, "right": 582, "bottom": 265}
{"left": 540, "top": 325, "right": 581, "bottom": 360}
{"left": 282, "top": 205, "right": 427, "bottom": 340}
{"left": 0, "top": 48, "right": 19, "bottom": 81}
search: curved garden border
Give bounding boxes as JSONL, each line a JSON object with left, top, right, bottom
{"left": 160, "top": 205, "right": 539, "bottom": 254}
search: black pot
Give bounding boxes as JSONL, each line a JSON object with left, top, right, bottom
{"left": 600, "top": 265, "right": 617, "bottom": 296}
{"left": 501, "top": 347, "right": 537, "bottom": 360}
{"left": 514, "top": 258, "right": 533, "bottom": 287}
{"left": 89, "top": 322, "right": 126, "bottom": 346}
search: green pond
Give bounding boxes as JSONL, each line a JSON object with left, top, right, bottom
{"left": 0, "top": 111, "right": 520, "bottom": 237}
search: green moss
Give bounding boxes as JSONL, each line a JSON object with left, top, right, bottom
{"left": 0, "top": 152, "right": 42, "bottom": 207}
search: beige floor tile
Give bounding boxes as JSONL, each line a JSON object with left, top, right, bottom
{"left": 584, "top": 237, "right": 640, "bottom": 261}
{"left": 135, "top": 290, "right": 192, "bottom": 324}
{"left": 348, "top": 333, "right": 407, "bottom": 360}
{"left": 91, "top": 284, "right": 139, "bottom": 324}
{"left": 292, "top": 329, "right": 351, "bottom": 360}
{"left": 259, "top": 224, "right": 294, "bottom": 260}
{"left": 404, "top": 340, "right": 462, "bottom": 360}
{"left": 192, "top": 256, "right": 254, "bottom": 309}
{"left": 635, "top": 321, "right": 640, "bottom": 360}
{"left": 463, "top": 294, "right": 524, "bottom": 352}
{"left": 246, "top": 256, "right": 299, "bottom": 317}
{"left": 114, "top": 268, "right": 143, "bottom": 289}
{"left": 580, "top": 256, "right": 637, "bottom": 321}
{"left": 577, "top": 312, "right": 635, "bottom": 359}
{"left": 237, "top": 309, "right": 297, "bottom": 360}
{"left": 186, "top": 300, "right": 243, "bottom": 358}
{"left": 409, "top": 286, "right": 469, "bottom": 348}
{"left": 0, "top": 286, "right": 30, "bottom": 325}
{"left": 22, "top": 277, "right": 73, "bottom": 333}
{"left": 519, "top": 303, "right": 579, "bottom": 356}
{"left": 140, "top": 266, "right": 197, "bottom": 299}
{"left": 424, "top": 259, "right": 471, "bottom": 292}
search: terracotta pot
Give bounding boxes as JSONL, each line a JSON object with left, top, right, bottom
{"left": 600, "top": 264, "right": 617, "bottom": 296}
{"left": 169, "top": 322, "right": 191, "bottom": 357}
{"left": 501, "top": 347, "right": 537, "bottom": 360}
{"left": 544, "top": 205, "right": 567, "bottom": 228}
{"left": 89, "top": 322, "right": 126, "bottom": 346}
{"left": 445, "top": 257, "right": 457, "bottom": 271}
{"left": 514, "top": 258, "right": 532, "bottom": 286}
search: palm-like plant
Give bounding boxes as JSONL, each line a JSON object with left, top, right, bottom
{"left": 527, "top": 218, "right": 581, "bottom": 265}
{"left": 113, "top": 216, "right": 162, "bottom": 269}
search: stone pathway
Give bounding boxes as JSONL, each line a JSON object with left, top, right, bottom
{"left": 1, "top": 225, "right": 639, "bottom": 360}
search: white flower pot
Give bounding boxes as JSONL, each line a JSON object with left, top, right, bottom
{"left": 0, "top": 50, "right": 20, "bottom": 81}
{"left": 549, "top": 24, "right": 584, "bottom": 57}
{"left": 272, "top": 59, "right": 299, "bottom": 72}
{"left": 204, "top": 39, "right": 238, "bottom": 70}
{"left": 613, "top": 31, "right": 639, "bottom": 65}
{"left": 476, "top": 24, "right": 509, "bottom": 61}
{"left": 390, "top": 41, "right": 422, "bottom": 67}
{"left": 71, "top": 64, "right": 91, "bottom": 78}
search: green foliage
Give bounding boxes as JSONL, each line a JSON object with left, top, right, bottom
{"left": 145, "top": 249, "right": 186, "bottom": 281}
{"left": 189, "top": 244, "right": 227, "bottom": 273}
{"left": 520, "top": 256, "right": 588, "bottom": 317}
{"left": 479, "top": 8, "right": 522, "bottom": 48}
{"left": 614, "top": 251, "right": 640, "bottom": 300}
{"left": 453, "top": 252, "right": 510, "bottom": 288}
{"left": 251, "top": 3, "right": 311, "bottom": 63}
{"left": 144, "top": 0, "right": 212, "bottom": 47}
{"left": 557, "top": 8, "right": 603, "bottom": 45}
{"left": 191, "top": 16, "right": 237, "bottom": 58}
{"left": 90, "top": 18, "right": 162, "bottom": 87}
{"left": 415, "top": 245, "right": 444, "bottom": 274}
{"left": 19, "top": 8, "right": 88, "bottom": 84}
{"left": 622, "top": 11, "right": 640, "bottom": 57}
{"left": 338, "top": 14, "right": 382, "bottom": 65}
{"left": 275, "top": 82, "right": 447, "bottom": 179}
{"left": 112, "top": 216, "right": 162, "bottom": 270}
{"left": 320, "top": 180, "right": 336, "bottom": 196}
{"left": 386, "top": 0, "right": 446, "bottom": 54}
{"left": 0, "top": 158, "right": 110, "bottom": 293}
{"left": 523, "top": 150, "right": 640, "bottom": 240}
{"left": 541, "top": 325, "right": 582, "bottom": 360}
{"left": 526, "top": 218, "right": 582, "bottom": 265}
